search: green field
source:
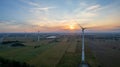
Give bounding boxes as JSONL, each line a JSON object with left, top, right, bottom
{"left": 0, "top": 36, "right": 100, "bottom": 67}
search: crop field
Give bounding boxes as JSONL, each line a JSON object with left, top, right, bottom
{"left": 86, "top": 38, "right": 120, "bottom": 67}
{"left": 0, "top": 39, "right": 57, "bottom": 62}
{"left": 0, "top": 33, "right": 120, "bottom": 67}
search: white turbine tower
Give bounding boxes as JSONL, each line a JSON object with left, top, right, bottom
{"left": 78, "top": 24, "right": 89, "bottom": 67}
{"left": 78, "top": 24, "right": 86, "bottom": 63}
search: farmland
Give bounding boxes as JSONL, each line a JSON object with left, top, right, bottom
{"left": 86, "top": 34, "right": 120, "bottom": 67}
{"left": 0, "top": 33, "right": 120, "bottom": 67}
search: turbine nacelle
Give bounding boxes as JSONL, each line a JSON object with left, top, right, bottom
{"left": 77, "top": 24, "right": 87, "bottom": 32}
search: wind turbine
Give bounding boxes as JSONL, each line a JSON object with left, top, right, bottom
{"left": 0, "top": 33, "right": 10, "bottom": 44}
{"left": 78, "top": 24, "right": 86, "bottom": 63}
{"left": 78, "top": 24, "right": 89, "bottom": 67}
{"left": 34, "top": 25, "right": 40, "bottom": 42}
{"left": 74, "top": 19, "right": 87, "bottom": 63}
{"left": 24, "top": 31, "right": 27, "bottom": 39}
{"left": 0, "top": 36, "right": 4, "bottom": 44}
{"left": 37, "top": 30, "right": 40, "bottom": 41}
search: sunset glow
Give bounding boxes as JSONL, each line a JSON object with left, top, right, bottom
{"left": 0, "top": 0, "right": 120, "bottom": 33}
{"left": 69, "top": 25, "right": 75, "bottom": 30}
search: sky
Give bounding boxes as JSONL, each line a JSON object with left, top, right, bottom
{"left": 0, "top": 0, "right": 120, "bottom": 33}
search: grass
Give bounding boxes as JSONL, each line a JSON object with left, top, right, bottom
{"left": 85, "top": 40, "right": 101, "bottom": 67}
{"left": 86, "top": 39, "right": 120, "bottom": 67}
{"left": 28, "top": 38, "right": 69, "bottom": 67}
{"left": 56, "top": 38, "right": 81, "bottom": 67}
{"left": 0, "top": 40, "right": 57, "bottom": 62}
{"left": 57, "top": 37, "right": 101, "bottom": 67}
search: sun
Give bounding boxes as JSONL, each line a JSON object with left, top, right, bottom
{"left": 69, "top": 25, "right": 75, "bottom": 30}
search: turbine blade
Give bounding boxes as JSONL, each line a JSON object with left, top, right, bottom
{"left": 78, "top": 24, "right": 83, "bottom": 29}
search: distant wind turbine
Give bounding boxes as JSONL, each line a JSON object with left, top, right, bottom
{"left": 0, "top": 33, "right": 9, "bottom": 44}
{"left": 0, "top": 36, "right": 4, "bottom": 44}
{"left": 34, "top": 25, "right": 40, "bottom": 42}
{"left": 24, "top": 31, "right": 27, "bottom": 39}
{"left": 37, "top": 30, "right": 40, "bottom": 41}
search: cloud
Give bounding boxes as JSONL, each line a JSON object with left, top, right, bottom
{"left": 70, "top": 3, "right": 101, "bottom": 20}
{"left": 1, "top": 0, "right": 119, "bottom": 32}
{"left": 21, "top": 0, "right": 56, "bottom": 22}
{"left": 32, "top": 0, "right": 119, "bottom": 32}
{"left": 0, "top": 20, "right": 36, "bottom": 28}
{"left": 87, "top": 5, "right": 100, "bottom": 11}
{"left": 21, "top": 0, "right": 40, "bottom": 7}
{"left": 27, "top": 1, "right": 40, "bottom": 7}
{"left": 66, "top": 1, "right": 120, "bottom": 32}
{"left": 0, "top": 20, "right": 16, "bottom": 25}
{"left": 0, "top": 20, "right": 41, "bottom": 32}
{"left": 0, "top": 21, "right": 6, "bottom": 23}
{"left": 80, "top": 2, "right": 87, "bottom": 6}
{"left": 80, "top": 11, "right": 97, "bottom": 18}
{"left": 31, "top": 7, "right": 56, "bottom": 12}
{"left": 21, "top": 0, "right": 56, "bottom": 12}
